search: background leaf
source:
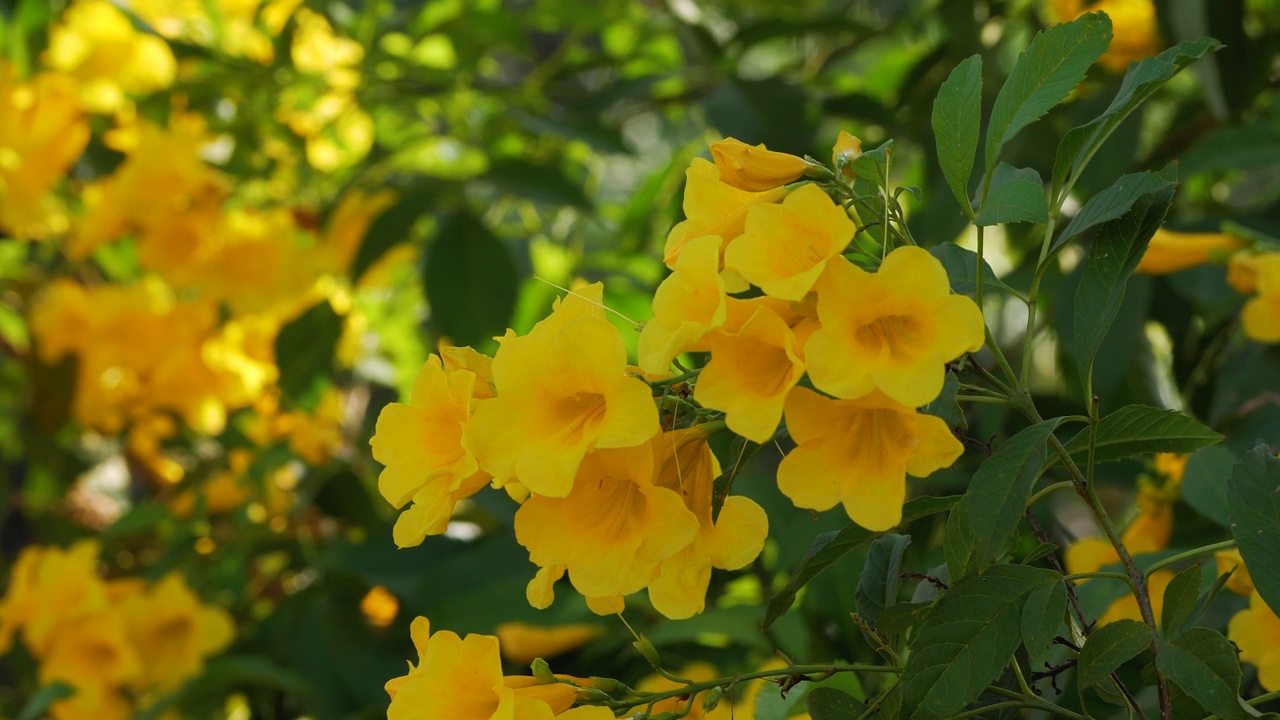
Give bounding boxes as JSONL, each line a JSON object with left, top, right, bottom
{"left": 1182, "top": 445, "right": 1236, "bottom": 525}
{"left": 423, "top": 213, "right": 519, "bottom": 347}
{"left": 1227, "top": 445, "right": 1280, "bottom": 615}
{"left": 1161, "top": 563, "right": 1203, "bottom": 639}
{"left": 856, "top": 533, "right": 912, "bottom": 628}
{"left": 275, "top": 300, "right": 343, "bottom": 412}
{"left": 1156, "top": 627, "right": 1251, "bottom": 720}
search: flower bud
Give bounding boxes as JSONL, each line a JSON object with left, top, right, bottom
{"left": 702, "top": 686, "right": 724, "bottom": 712}
{"left": 832, "top": 130, "right": 863, "bottom": 180}
{"left": 531, "top": 657, "right": 556, "bottom": 684}
{"left": 632, "top": 635, "right": 662, "bottom": 668}
{"left": 710, "top": 138, "right": 811, "bottom": 192}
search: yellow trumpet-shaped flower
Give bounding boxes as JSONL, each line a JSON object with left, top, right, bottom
{"left": 1228, "top": 252, "right": 1267, "bottom": 295}
{"left": 777, "top": 387, "right": 964, "bottom": 531}
{"left": 465, "top": 286, "right": 658, "bottom": 498}
{"left": 386, "top": 617, "right": 611, "bottom": 720}
{"left": 514, "top": 444, "right": 699, "bottom": 601}
{"left": 39, "top": 610, "right": 140, "bottom": 695}
{"left": 694, "top": 306, "right": 806, "bottom": 443}
{"left": 1228, "top": 591, "right": 1280, "bottom": 691}
{"left": 371, "top": 354, "right": 490, "bottom": 547}
{"left": 806, "top": 250, "right": 984, "bottom": 407}
{"left": 638, "top": 234, "right": 727, "bottom": 374}
{"left": 1241, "top": 254, "right": 1280, "bottom": 343}
{"left": 648, "top": 427, "right": 768, "bottom": 619}
{"left": 0, "top": 66, "right": 89, "bottom": 238}
{"left": 710, "top": 137, "right": 811, "bottom": 192}
{"left": 1134, "top": 229, "right": 1242, "bottom": 275}
{"left": 662, "top": 158, "right": 787, "bottom": 274}
{"left": 441, "top": 345, "right": 497, "bottom": 401}
{"left": 1096, "top": 570, "right": 1175, "bottom": 627}
{"left": 0, "top": 540, "right": 107, "bottom": 657}
{"left": 724, "top": 183, "right": 856, "bottom": 301}
{"left": 119, "top": 574, "right": 234, "bottom": 689}
{"left": 832, "top": 130, "right": 863, "bottom": 180}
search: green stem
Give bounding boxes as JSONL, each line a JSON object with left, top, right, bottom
{"left": 956, "top": 394, "right": 1014, "bottom": 406}
{"left": 1144, "top": 540, "right": 1237, "bottom": 577}
{"left": 1026, "top": 480, "right": 1075, "bottom": 508}
{"left": 649, "top": 369, "right": 700, "bottom": 388}
{"left": 950, "top": 701, "right": 1026, "bottom": 720}
{"left": 987, "top": 685, "right": 1089, "bottom": 720}
{"left": 597, "top": 663, "right": 901, "bottom": 712}
{"left": 1065, "top": 571, "right": 1136, "bottom": 587}
{"left": 976, "top": 224, "right": 985, "bottom": 311}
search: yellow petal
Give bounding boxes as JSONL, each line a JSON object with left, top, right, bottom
{"left": 710, "top": 138, "right": 810, "bottom": 192}
{"left": 695, "top": 306, "right": 805, "bottom": 442}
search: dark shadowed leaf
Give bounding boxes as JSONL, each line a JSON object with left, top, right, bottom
{"left": 1021, "top": 579, "right": 1066, "bottom": 657}
{"left": 1077, "top": 619, "right": 1151, "bottom": 688}
{"left": 1156, "top": 627, "right": 1251, "bottom": 720}
{"left": 275, "top": 300, "right": 343, "bottom": 412}
{"left": 1182, "top": 445, "right": 1236, "bottom": 525}
{"left": 1227, "top": 446, "right": 1280, "bottom": 616}
{"left": 856, "top": 533, "right": 912, "bottom": 628}
{"left": 423, "top": 213, "right": 519, "bottom": 347}
{"left": 1161, "top": 564, "right": 1203, "bottom": 639}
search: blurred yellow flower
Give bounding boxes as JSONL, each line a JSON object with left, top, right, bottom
{"left": 514, "top": 443, "right": 698, "bottom": 601}
{"left": 372, "top": 354, "right": 491, "bottom": 547}
{"left": 710, "top": 137, "right": 811, "bottom": 192}
{"left": 465, "top": 285, "right": 658, "bottom": 498}
{"left": 694, "top": 306, "right": 806, "bottom": 443}
{"left": 119, "top": 574, "right": 234, "bottom": 688}
{"left": 638, "top": 234, "right": 727, "bottom": 375}
{"left": 1229, "top": 252, "right": 1265, "bottom": 294}
{"left": 648, "top": 427, "right": 768, "bottom": 619}
{"left": 1096, "top": 570, "right": 1174, "bottom": 626}
{"left": 777, "top": 387, "right": 964, "bottom": 531}
{"left": 0, "top": 540, "right": 107, "bottom": 657}
{"left": 1241, "top": 254, "right": 1280, "bottom": 343}
{"left": 1215, "top": 548, "right": 1254, "bottom": 596}
{"left": 124, "top": 0, "right": 288, "bottom": 63}
{"left": 494, "top": 622, "right": 603, "bottom": 664}
{"left": 1047, "top": 1, "right": 1161, "bottom": 73}
{"left": 1134, "top": 229, "right": 1242, "bottom": 275}
{"left": 635, "top": 663, "right": 731, "bottom": 718}
{"left": 361, "top": 585, "right": 401, "bottom": 629}
{"left": 724, "top": 183, "right": 856, "bottom": 301}
{"left": 0, "top": 65, "right": 89, "bottom": 238}
{"left": 806, "top": 249, "right": 984, "bottom": 408}
{"left": 44, "top": 0, "right": 176, "bottom": 113}
{"left": 1227, "top": 591, "right": 1280, "bottom": 691}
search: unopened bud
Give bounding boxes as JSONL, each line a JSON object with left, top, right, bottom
{"left": 632, "top": 635, "right": 661, "bottom": 668}
{"left": 833, "top": 130, "right": 863, "bottom": 180}
{"left": 588, "top": 677, "right": 624, "bottom": 695}
{"left": 702, "top": 686, "right": 724, "bottom": 712}
{"left": 530, "top": 658, "right": 556, "bottom": 685}
{"left": 710, "top": 138, "right": 812, "bottom": 192}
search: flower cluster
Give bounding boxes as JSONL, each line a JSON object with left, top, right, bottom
{"left": 371, "top": 136, "right": 983, "bottom": 633}
{"left": 0, "top": 541, "right": 233, "bottom": 720}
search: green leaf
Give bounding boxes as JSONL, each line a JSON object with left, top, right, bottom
{"left": 1052, "top": 166, "right": 1178, "bottom": 253}
{"left": 898, "top": 565, "right": 1060, "bottom": 720}
{"left": 1161, "top": 563, "right": 1204, "bottom": 638}
{"left": 928, "top": 244, "right": 1013, "bottom": 299}
{"left": 484, "top": 158, "right": 592, "bottom": 208}
{"left": 423, "top": 213, "right": 519, "bottom": 347}
{"left": 923, "top": 371, "right": 966, "bottom": 431}
{"left": 877, "top": 601, "right": 932, "bottom": 636}
{"left": 947, "top": 419, "right": 1061, "bottom": 577}
{"left": 101, "top": 502, "right": 173, "bottom": 542}
{"left": 17, "top": 682, "right": 74, "bottom": 720}
{"left": 1156, "top": 627, "right": 1251, "bottom": 720}
{"left": 1051, "top": 37, "right": 1221, "bottom": 199}
{"left": 1054, "top": 405, "right": 1223, "bottom": 470}
{"left": 807, "top": 687, "right": 863, "bottom": 720}
{"left": 350, "top": 184, "right": 436, "bottom": 281}
{"left": 1182, "top": 445, "right": 1236, "bottom": 525}
{"left": 1021, "top": 541, "right": 1060, "bottom": 565}
{"left": 984, "top": 12, "right": 1112, "bottom": 174}
{"left": 975, "top": 164, "right": 1048, "bottom": 225}
{"left": 1073, "top": 181, "right": 1176, "bottom": 394}
{"left": 134, "top": 656, "right": 315, "bottom": 720}
{"left": 1076, "top": 619, "right": 1152, "bottom": 688}
{"left": 275, "top": 300, "right": 343, "bottom": 411}
{"left": 931, "top": 54, "right": 982, "bottom": 216}
{"left": 851, "top": 140, "right": 893, "bottom": 191}
{"left": 1227, "top": 446, "right": 1280, "bottom": 616}
{"left": 856, "top": 533, "right": 912, "bottom": 628}
{"left": 763, "top": 495, "right": 959, "bottom": 630}
{"left": 1021, "top": 579, "right": 1066, "bottom": 657}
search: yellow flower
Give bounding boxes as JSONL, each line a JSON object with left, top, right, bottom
{"left": 465, "top": 286, "right": 658, "bottom": 498}
{"left": 777, "top": 387, "right": 964, "bottom": 531}
{"left": 513, "top": 443, "right": 699, "bottom": 600}
{"left": 123, "top": 0, "right": 280, "bottom": 63}
{"left": 662, "top": 158, "right": 787, "bottom": 276}
{"left": 806, "top": 250, "right": 985, "bottom": 408}
{"left": 39, "top": 607, "right": 140, "bottom": 690}
{"left": 710, "top": 138, "right": 812, "bottom": 192}
{"left": 44, "top": 0, "right": 176, "bottom": 112}
{"left": 693, "top": 306, "right": 806, "bottom": 443}
{"left": 441, "top": 345, "right": 496, "bottom": 401}
{"left": 0, "top": 66, "right": 89, "bottom": 238}
{"left": 1241, "top": 254, "right": 1280, "bottom": 343}
{"left": 638, "top": 234, "right": 727, "bottom": 375}
{"left": 291, "top": 8, "right": 364, "bottom": 79}
{"left": 1153, "top": 452, "right": 1187, "bottom": 485}
{"left": 1228, "top": 591, "right": 1280, "bottom": 691}
{"left": 371, "top": 354, "right": 490, "bottom": 547}
{"left": 319, "top": 189, "right": 397, "bottom": 274}
{"left": 118, "top": 574, "right": 234, "bottom": 689}
{"left": 1066, "top": 482, "right": 1173, "bottom": 581}
{"left": 648, "top": 427, "right": 768, "bottom": 619}
{"left": 724, "top": 183, "right": 856, "bottom": 301}
{"left": 1228, "top": 252, "right": 1269, "bottom": 295}
{"left": 0, "top": 540, "right": 108, "bottom": 657}
{"left": 494, "top": 623, "right": 604, "bottom": 664}
{"left": 1215, "top": 549, "right": 1254, "bottom": 596}
{"left": 1134, "top": 229, "right": 1242, "bottom": 275}
{"left": 49, "top": 686, "right": 132, "bottom": 720}
{"left": 832, "top": 130, "right": 863, "bottom": 180}
{"left": 386, "top": 617, "right": 612, "bottom": 720}
{"left": 1047, "top": 1, "right": 1161, "bottom": 73}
